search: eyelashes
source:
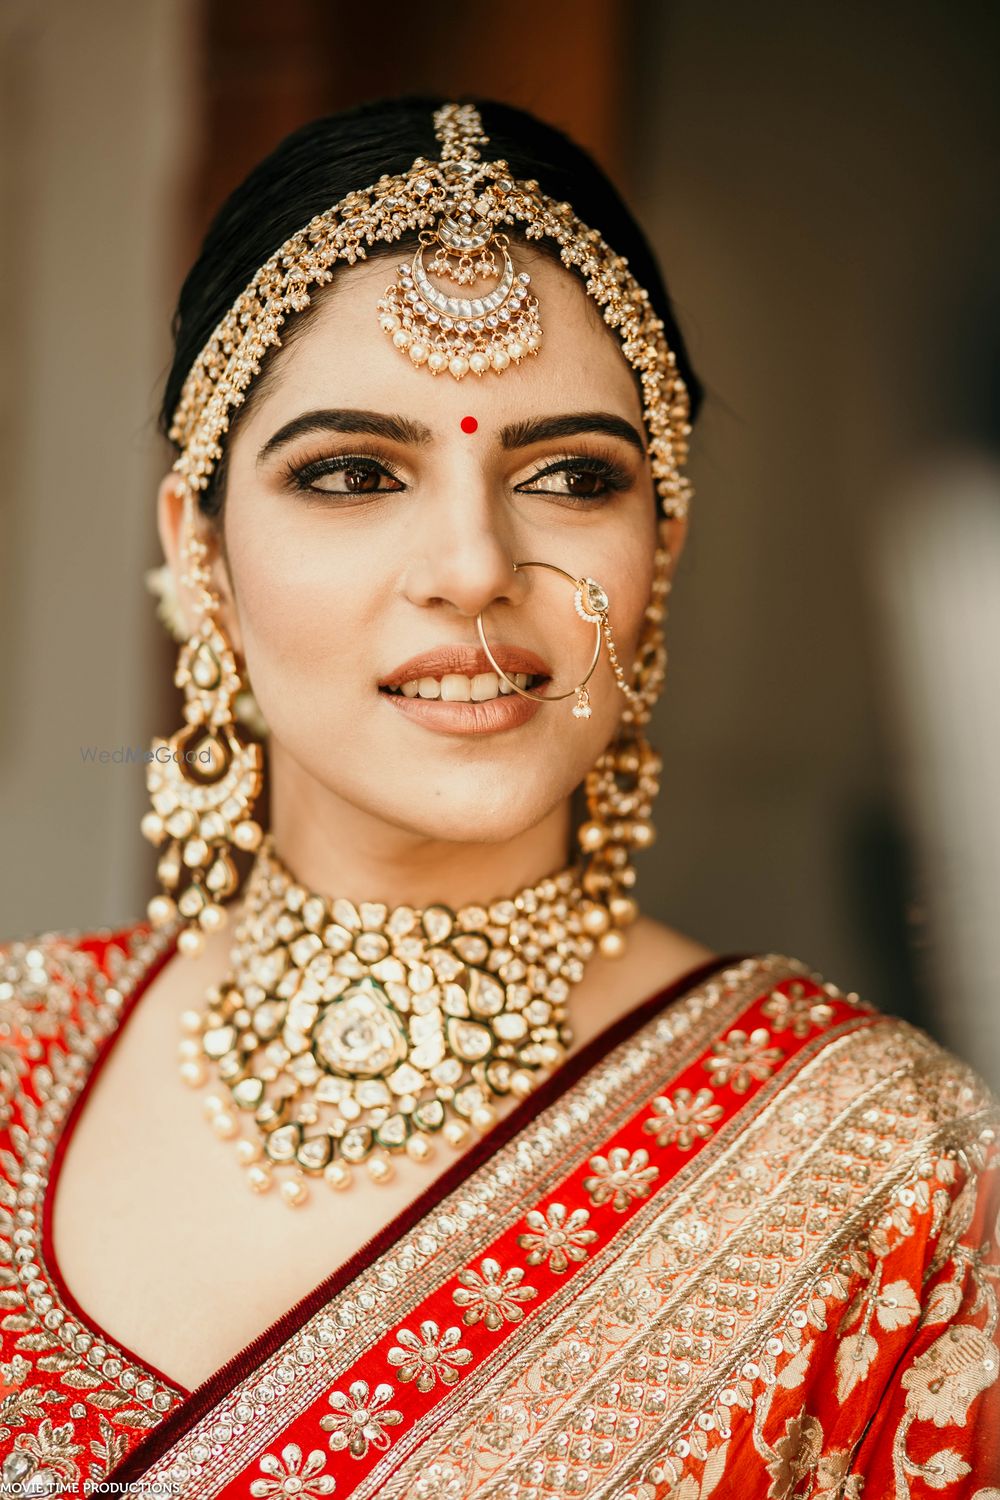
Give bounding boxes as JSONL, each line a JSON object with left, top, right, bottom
{"left": 279, "top": 444, "right": 636, "bottom": 505}
{"left": 282, "top": 449, "right": 405, "bottom": 497}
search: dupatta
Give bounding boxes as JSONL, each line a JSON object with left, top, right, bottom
{"left": 0, "top": 923, "right": 998, "bottom": 1499}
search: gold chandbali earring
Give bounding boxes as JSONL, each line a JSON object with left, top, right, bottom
{"left": 141, "top": 489, "right": 264, "bottom": 956}
{"left": 578, "top": 527, "right": 672, "bottom": 958}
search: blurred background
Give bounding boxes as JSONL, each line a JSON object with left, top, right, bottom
{"left": 1, "top": 0, "right": 998, "bottom": 1083}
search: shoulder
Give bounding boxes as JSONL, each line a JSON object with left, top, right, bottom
{"left": 758, "top": 953, "right": 1000, "bottom": 1156}
{"left": 0, "top": 919, "right": 171, "bottom": 1049}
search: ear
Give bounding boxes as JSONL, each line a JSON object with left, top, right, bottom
{"left": 659, "top": 513, "right": 689, "bottom": 577}
{"left": 156, "top": 474, "right": 244, "bottom": 656}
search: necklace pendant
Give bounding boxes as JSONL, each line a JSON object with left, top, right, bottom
{"left": 180, "top": 839, "right": 602, "bottom": 1204}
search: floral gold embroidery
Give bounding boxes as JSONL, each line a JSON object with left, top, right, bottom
{"left": 387, "top": 1321, "right": 473, "bottom": 1392}
{"left": 705, "top": 1026, "right": 784, "bottom": 1093}
{"left": 766, "top": 1411, "right": 823, "bottom": 1498}
{"left": 319, "top": 1379, "right": 402, "bottom": 1458}
{"left": 900, "top": 1324, "right": 997, "bottom": 1426}
{"left": 451, "top": 1257, "right": 537, "bottom": 1329}
{"left": 539, "top": 1337, "right": 596, "bottom": 1392}
{"left": 249, "top": 1442, "right": 336, "bottom": 1497}
{"left": 643, "top": 1085, "right": 724, "bottom": 1149}
{"left": 409, "top": 1461, "right": 466, "bottom": 1499}
{"left": 583, "top": 1146, "right": 660, "bottom": 1211}
{"left": 761, "top": 982, "right": 834, "bottom": 1038}
{"left": 516, "top": 1201, "right": 598, "bottom": 1272}
{"left": 0, "top": 1418, "right": 83, "bottom": 1497}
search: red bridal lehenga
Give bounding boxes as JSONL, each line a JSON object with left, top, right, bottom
{"left": 0, "top": 922, "right": 997, "bottom": 1499}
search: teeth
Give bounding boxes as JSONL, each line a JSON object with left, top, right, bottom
{"left": 440, "top": 674, "right": 471, "bottom": 702}
{"left": 391, "top": 670, "right": 538, "bottom": 701}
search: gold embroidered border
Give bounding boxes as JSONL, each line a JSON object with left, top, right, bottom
{"left": 0, "top": 926, "right": 185, "bottom": 1474}
{"left": 380, "top": 1022, "right": 998, "bottom": 1498}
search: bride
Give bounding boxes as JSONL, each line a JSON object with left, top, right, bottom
{"left": 1, "top": 97, "right": 997, "bottom": 1500}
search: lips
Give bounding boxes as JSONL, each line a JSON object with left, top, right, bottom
{"left": 378, "top": 644, "right": 551, "bottom": 691}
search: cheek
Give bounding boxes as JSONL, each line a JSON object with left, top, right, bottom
{"left": 223, "top": 519, "right": 379, "bottom": 703}
{"left": 600, "top": 531, "right": 658, "bottom": 661}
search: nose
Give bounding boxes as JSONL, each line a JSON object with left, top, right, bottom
{"left": 401, "top": 488, "right": 529, "bottom": 619}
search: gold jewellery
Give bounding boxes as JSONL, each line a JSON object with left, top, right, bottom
{"left": 180, "top": 838, "right": 591, "bottom": 1204}
{"left": 145, "top": 98, "right": 682, "bottom": 1198}
{"left": 477, "top": 563, "right": 665, "bottom": 722}
{"left": 160, "top": 533, "right": 672, "bottom": 1204}
{"left": 168, "top": 102, "right": 693, "bottom": 522}
{"left": 141, "top": 488, "right": 264, "bottom": 957}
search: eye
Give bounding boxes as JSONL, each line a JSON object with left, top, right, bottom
{"left": 285, "top": 453, "right": 406, "bottom": 496}
{"left": 514, "top": 454, "right": 632, "bottom": 504}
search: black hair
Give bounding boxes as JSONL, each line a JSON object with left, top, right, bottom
{"left": 161, "top": 96, "right": 704, "bottom": 515}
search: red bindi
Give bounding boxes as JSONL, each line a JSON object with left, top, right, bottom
{"left": 460, "top": 415, "right": 478, "bottom": 434}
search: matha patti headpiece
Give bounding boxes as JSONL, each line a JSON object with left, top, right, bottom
{"left": 168, "top": 102, "right": 694, "bottom": 519}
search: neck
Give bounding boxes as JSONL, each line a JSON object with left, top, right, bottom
{"left": 267, "top": 740, "right": 575, "bottom": 909}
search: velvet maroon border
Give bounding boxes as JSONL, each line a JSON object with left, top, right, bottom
{"left": 82, "top": 942, "right": 749, "bottom": 1492}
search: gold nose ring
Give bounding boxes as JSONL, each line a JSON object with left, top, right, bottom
{"left": 475, "top": 562, "right": 610, "bottom": 720}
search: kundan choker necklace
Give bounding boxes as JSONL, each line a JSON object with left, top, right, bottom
{"left": 179, "top": 836, "right": 607, "bottom": 1205}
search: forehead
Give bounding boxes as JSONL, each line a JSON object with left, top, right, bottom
{"left": 235, "top": 251, "right": 644, "bottom": 443}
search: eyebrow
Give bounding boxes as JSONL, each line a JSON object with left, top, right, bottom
{"left": 257, "top": 409, "right": 434, "bottom": 464}
{"left": 256, "top": 406, "right": 647, "bottom": 465}
{"left": 499, "top": 412, "right": 646, "bottom": 454}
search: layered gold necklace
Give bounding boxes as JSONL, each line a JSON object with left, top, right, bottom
{"left": 178, "top": 836, "right": 601, "bottom": 1206}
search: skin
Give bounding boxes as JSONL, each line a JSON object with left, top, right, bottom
{"left": 50, "top": 248, "right": 717, "bottom": 1391}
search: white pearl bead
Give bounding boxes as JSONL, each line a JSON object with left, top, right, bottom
{"left": 247, "top": 1164, "right": 272, "bottom": 1194}
{"left": 405, "top": 1134, "right": 433, "bottom": 1162}
{"left": 280, "top": 1178, "right": 308, "bottom": 1207}
{"left": 140, "top": 812, "right": 164, "bottom": 844}
{"left": 177, "top": 927, "right": 205, "bottom": 958}
{"left": 148, "top": 895, "right": 177, "bottom": 928}
{"left": 323, "top": 1161, "right": 352, "bottom": 1191}
{"left": 198, "top": 902, "right": 226, "bottom": 932}
{"left": 211, "top": 1110, "right": 238, "bottom": 1139}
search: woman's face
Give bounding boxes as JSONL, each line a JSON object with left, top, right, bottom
{"left": 177, "top": 250, "right": 685, "bottom": 849}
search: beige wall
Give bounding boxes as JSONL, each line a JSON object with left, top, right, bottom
{"left": 0, "top": 0, "right": 195, "bottom": 936}
{"left": 631, "top": 2, "right": 1000, "bottom": 1077}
